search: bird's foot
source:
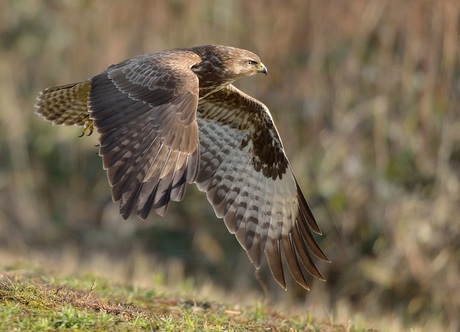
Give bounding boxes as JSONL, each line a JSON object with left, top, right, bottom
{"left": 79, "top": 120, "right": 94, "bottom": 137}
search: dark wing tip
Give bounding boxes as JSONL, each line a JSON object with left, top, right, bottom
{"left": 292, "top": 223, "right": 327, "bottom": 281}
{"left": 264, "top": 238, "right": 287, "bottom": 290}
{"left": 296, "top": 179, "right": 323, "bottom": 235}
{"left": 282, "top": 234, "right": 311, "bottom": 290}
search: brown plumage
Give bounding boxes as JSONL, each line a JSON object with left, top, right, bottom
{"left": 35, "top": 45, "right": 329, "bottom": 290}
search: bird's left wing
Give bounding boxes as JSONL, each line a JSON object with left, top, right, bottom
{"left": 195, "top": 85, "right": 329, "bottom": 290}
{"left": 89, "top": 51, "right": 202, "bottom": 219}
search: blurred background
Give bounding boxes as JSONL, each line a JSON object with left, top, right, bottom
{"left": 1, "top": 0, "right": 459, "bottom": 330}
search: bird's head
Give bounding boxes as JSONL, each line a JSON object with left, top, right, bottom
{"left": 192, "top": 45, "right": 267, "bottom": 83}
{"left": 217, "top": 45, "right": 267, "bottom": 78}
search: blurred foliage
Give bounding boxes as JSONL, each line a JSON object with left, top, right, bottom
{"left": 0, "top": 0, "right": 459, "bottom": 330}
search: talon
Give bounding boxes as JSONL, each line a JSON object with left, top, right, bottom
{"left": 79, "top": 120, "right": 94, "bottom": 137}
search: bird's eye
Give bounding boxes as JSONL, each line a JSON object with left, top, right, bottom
{"left": 247, "top": 60, "right": 258, "bottom": 66}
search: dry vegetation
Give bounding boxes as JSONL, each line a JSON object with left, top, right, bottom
{"left": 0, "top": 0, "right": 459, "bottom": 331}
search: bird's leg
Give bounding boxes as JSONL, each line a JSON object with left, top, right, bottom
{"left": 79, "top": 118, "right": 94, "bottom": 137}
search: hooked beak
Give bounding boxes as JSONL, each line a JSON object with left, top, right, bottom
{"left": 257, "top": 62, "right": 268, "bottom": 75}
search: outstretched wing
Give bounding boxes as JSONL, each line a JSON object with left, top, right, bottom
{"left": 89, "top": 51, "right": 202, "bottom": 219}
{"left": 195, "top": 85, "right": 329, "bottom": 290}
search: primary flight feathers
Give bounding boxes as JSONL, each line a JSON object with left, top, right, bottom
{"left": 35, "top": 44, "right": 329, "bottom": 290}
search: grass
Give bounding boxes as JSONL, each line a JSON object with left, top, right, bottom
{"left": 0, "top": 265, "right": 372, "bottom": 332}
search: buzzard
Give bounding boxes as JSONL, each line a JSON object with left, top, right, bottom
{"left": 35, "top": 45, "right": 329, "bottom": 290}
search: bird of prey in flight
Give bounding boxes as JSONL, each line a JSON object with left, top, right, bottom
{"left": 35, "top": 45, "right": 329, "bottom": 290}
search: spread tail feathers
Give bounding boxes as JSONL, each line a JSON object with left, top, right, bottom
{"left": 35, "top": 80, "right": 92, "bottom": 128}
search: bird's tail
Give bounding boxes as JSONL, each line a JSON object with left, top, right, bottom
{"left": 35, "top": 80, "right": 92, "bottom": 130}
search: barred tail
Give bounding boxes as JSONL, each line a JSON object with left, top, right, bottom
{"left": 35, "top": 80, "right": 92, "bottom": 127}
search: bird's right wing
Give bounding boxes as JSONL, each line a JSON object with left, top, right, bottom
{"left": 195, "top": 85, "right": 329, "bottom": 290}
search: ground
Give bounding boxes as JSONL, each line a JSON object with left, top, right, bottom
{"left": 0, "top": 263, "right": 373, "bottom": 332}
